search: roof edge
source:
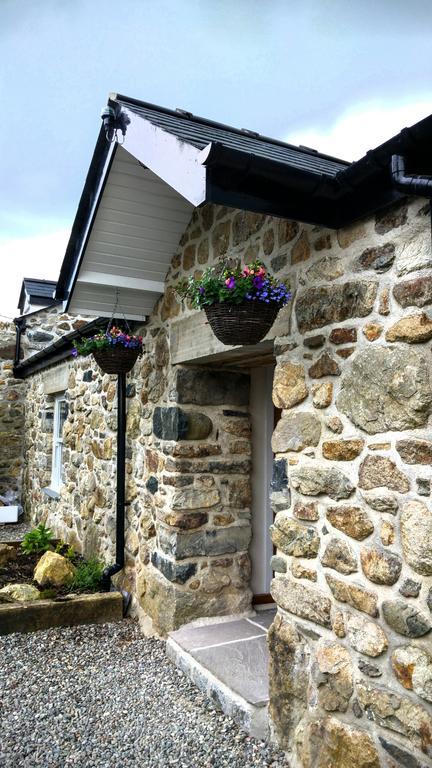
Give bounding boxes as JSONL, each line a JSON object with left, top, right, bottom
{"left": 112, "top": 92, "right": 352, "bottom": 167}
{"left": 54, "top": 94, "right": 432, "bottom": 315}
{"left": 14, "top": 318, "right": 102, "bottom": 379}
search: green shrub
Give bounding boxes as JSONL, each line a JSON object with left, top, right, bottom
{"left": 69, "top": 558, "right": 104, "bottom": 592}
{"left": 21, "top": 524, "right": 54, "bottom": 555}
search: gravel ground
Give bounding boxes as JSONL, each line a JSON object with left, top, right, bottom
{"left": 0, "top": 619, "right": 289, "bottom": 767}
{"left": 0, "top": 521, "right": 31, "bottom": 542}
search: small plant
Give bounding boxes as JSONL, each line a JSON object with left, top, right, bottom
{"left": 21, "top": 524, "right": 54, "bottom": 555}
{"left": 69, "top": 558, "right": 104, "bottom": 592}
{"left": 176, "top": 259, "right": 291, "bottom": 309}
{"left": 55, "top": 540, "right": 76, "bottom": 560}
{"left": 72, "top": 326, "right": 143, "bottom": 358}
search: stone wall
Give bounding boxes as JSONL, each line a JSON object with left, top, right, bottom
{"left": 22, "top": 197, "right": 432, "bottom": 765}
{"left": 0, "top": 322, "right": 25, "bottom": 502}
{"left": 20, "top": 303, "right": 92, "bottom": 359}
{"left": 266, "top": 198, "right": 432, "bottom": 767}
{"left": 0, "top": 305, "right": 86, "bottom": 506}
{"left": 24, "top": 356, "right": 253, "bottom": 635}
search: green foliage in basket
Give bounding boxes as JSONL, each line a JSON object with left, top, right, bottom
{"left": 176, "top": 260, "right": 291, "bottom": 310}
{"left": 72, "top": 326, "right": 143, "bottom": 358}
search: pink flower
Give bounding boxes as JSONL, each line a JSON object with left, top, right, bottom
{"left": 225, "top": 277, "right": 235, "bottom": 289}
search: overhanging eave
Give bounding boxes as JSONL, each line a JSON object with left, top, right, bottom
{"left": 65, "top": 146, "right": 194, "bottom": 320}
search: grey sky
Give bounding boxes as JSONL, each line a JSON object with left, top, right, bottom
{"left": 1, "top": 0, "right": 432, "bottom": 315}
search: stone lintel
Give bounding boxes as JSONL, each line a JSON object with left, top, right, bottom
{"left": 42, "top": 363, "right": 70, "bottom": 394}
{"left": 170, "top": 312, "right": 277, "bottom": 365}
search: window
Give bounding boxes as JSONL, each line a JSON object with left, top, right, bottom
{"left": 51, "top": 395, "right": 68, "bottom": 492}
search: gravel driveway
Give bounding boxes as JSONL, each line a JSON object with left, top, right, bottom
{"left": 0, "top": 521, "right": 31, "bottom": 542}
{"left": 0, "top": 620, "right": 288, "bottom": 767}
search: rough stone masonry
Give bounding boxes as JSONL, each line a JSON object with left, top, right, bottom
{"left": 12, "top": 197, "right": 432, "bottom": 767}
{"left": 0, "top": 322, "right": 26, "bottom": 502}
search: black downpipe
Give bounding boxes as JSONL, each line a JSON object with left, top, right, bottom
{"left": 102, "top": 372, "right": 126, "bottom": 591}
{"left": 391, "top": 154, "right": 432, "bottom": 197}
{"left": 14, "top": 317, "right": 26, "bottom": 365}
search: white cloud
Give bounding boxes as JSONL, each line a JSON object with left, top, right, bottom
{"left": 285, "top": 99, "right": 432, "bottom": 162}
{"left": 0, "top": 229, "right": 70, "bottom": 320}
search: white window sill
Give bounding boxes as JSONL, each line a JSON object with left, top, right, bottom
{"left": 42, "top": 487, "right": 61, "bottom": 500}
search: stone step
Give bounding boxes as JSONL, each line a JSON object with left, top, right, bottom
{"left": 167, "top": 611, "right": 276, "bottom": 740}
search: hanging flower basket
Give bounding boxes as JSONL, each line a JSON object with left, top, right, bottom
{"left": 72, "top": 326, "right": 143, "bottom": 374}
{"left": 204, "top": 300, "right": 280, "bottom": 345}
{"left": 176, "top": 259, "right": 291, "bottom": 346}
{"left": 92, "top": 346, "right": 140, "bottom": 374}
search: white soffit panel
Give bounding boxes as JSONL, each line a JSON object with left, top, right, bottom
{"left": 68, "top": 146, "right": 193, "bottom": 320}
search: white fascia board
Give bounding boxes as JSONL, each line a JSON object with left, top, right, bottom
{"left": 65, "top": 141, "right": 117, "bottom": 311}
{"left": 78, "top": 270, "right": 165, "bottom": 294}
{"left": 120, "top": 107, "right": 207, "bottom": 207}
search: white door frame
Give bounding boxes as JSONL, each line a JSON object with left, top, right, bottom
{"left": 249, "top": 365, "right": 275, "bottom": 598}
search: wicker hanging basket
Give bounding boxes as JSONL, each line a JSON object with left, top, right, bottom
{"left": 93, "top": 347, "right": 140, "bottom": 374}
{"left": 204, "top": 300, "right": 280, "bottom": 346}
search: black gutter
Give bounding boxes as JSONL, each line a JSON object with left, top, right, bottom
{"left": 13, "top": 318, "right": 102, "bottom": 379}
{"left": 203, "top": 142, "right": 340, "bottom": 197}
{"left": 336, "top": 114, "right": 432, "bottom": 189}
{"left": 13, "top": 316, "right": 26, "bottom": 366}
{"left": 202, "top": 142, "right": 343, "bottom": 227}
{"left": 203, "top": 120, "right": 432, "bottom": 227}
{"left": 391, "top": 154, "right": 432, "bottom": 197}
{"left": 202, "top": 142, "right": 398, "bottom": 228}
{"left": 102, "top": 372, "right": 126, "bottom": 592}
{"left": 332, "top": 117, "right": 432, "bottom": 222}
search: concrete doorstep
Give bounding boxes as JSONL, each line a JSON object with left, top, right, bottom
{"left": 167, "top": 610, "right": 276, "bottom": 740}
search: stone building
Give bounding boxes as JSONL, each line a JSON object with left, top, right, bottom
{"left": 0, "top": 322, "right": 26, "bottom": 501}
{"left": 5, "top": 95, "right": 432, "bottom": 766}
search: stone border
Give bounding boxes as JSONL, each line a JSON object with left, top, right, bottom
{"left": 0, "top": 592, "right": 123, "bottom": 635}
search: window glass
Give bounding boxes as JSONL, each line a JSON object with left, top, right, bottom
{"left": 58, "top": 400, "right": 68, "bottom": 434}
{"left": 51, "top": 395, "right": 68, "bottom": 490}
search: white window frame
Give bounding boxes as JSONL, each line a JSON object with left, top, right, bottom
{"left": 51, "top": 394, "right": 67, "bottom": 492}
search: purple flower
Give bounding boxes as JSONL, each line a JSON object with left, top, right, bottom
{"left": 199, "top": 286, "right": 205, "bottom": 294}
{"left": 225, "top": 277, "right": 236, "bottom": 290}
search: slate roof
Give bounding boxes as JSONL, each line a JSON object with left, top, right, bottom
{"left": 115, "top": 94, "right": 350, "bottom": 178}
{"left": 23, "top": 278, "right": 57, "bottom": 299}
{"left": 18, "top": 278, "right": 57, "bottom": 314}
